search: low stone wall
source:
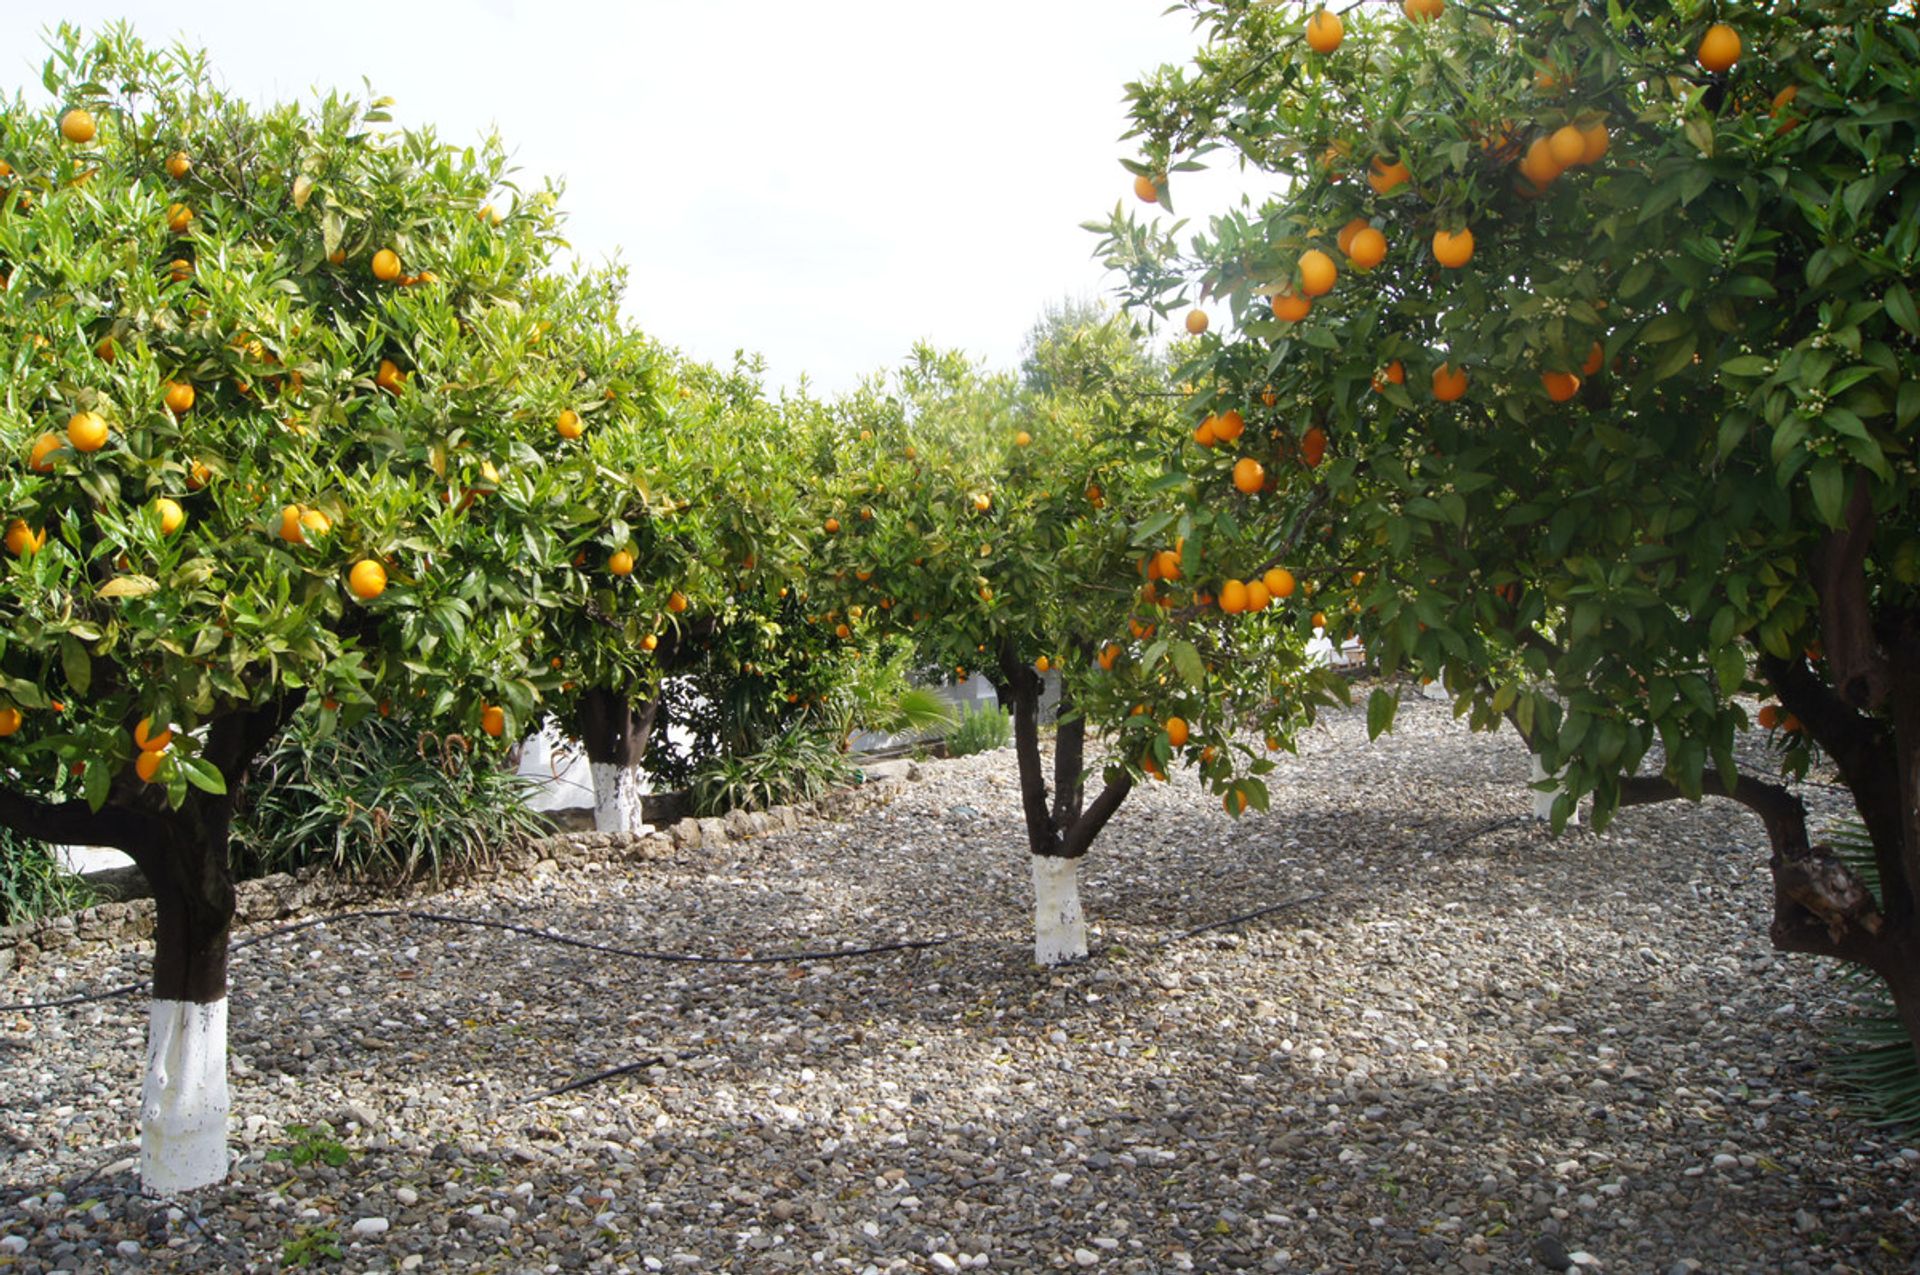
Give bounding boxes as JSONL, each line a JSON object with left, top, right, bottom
{"left": 0, "top": 770, "right": 914, "bottom": 978}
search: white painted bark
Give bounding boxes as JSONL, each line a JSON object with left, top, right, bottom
{"left": 591, "top": 761, "right": 652, "bottom": 836}
{"left": 1529, "top": 754, "right": 1579, "bottom": 825}
{"left": 141, "top": 998, "right": 230, "bottom": 1195}
{"left": 1032, "top": 855, "right": 1088, "bottom": 966}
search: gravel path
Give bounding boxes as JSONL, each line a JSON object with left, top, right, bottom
{"left": 2, "top": 692, "right": 1916, "bottom": 1273}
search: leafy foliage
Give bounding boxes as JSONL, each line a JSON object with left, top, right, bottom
{"left": 1824, "top": 821, "right": 1920, "bottom": 1127}
{"left": 688, "top": 726, "right": 854, "bottom": 817}
{"left": 946, "top": 702, "right": 1013, "bottom": 758}
{"left": 0, "top": 825, "right": 93, "bottom": 925}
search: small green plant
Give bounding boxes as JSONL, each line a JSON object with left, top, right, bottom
{"left": 0, "top": 827, "right": 95, "bottom": 926}
{"left": 266, "top": 1122, "right": 352, "bottom": 1170}
{"left": 690, "top": 727, "right": 856, "bottom": 816}
{"left": 1824, "top": 822, "right": 1920, "bottom": 1126}
{"left": 281, "top": 1224, "right": 344, "bottom": 1268}
{"left": 946, "top": 702, "right": 1012, "bottom": 757}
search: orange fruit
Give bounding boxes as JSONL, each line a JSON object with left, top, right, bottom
{"left": 1244, "top": 580, "right": 1271, "bottom": 612}
{"left": 609, "top": 549, "right": 635, "bottom": 576}
{"left": 1142, "top": 757, "right": 1165, "bottom": 783}
{"left": 1219, "top": 579, "right": 1249, "bottom": 614}
{"left": 1305, "top": 9, "right": 1344, "bottom": 53}
{"left": 1165, "top": 716, "right": 1190, "bottom": 747}
{"left": 66, "top": 411, "right": 109, "bottom": 453}
{"left": 59, "top": 108, "right": 96, "bottom": 144}
{"left": 0, "top": 706, "right": 19, "bottom": 736}
{"left": 28, "top": 432, "right": 60, "bottom": 472}
{"left": 556, "top": 409, "right": 583, "bottom": 439}
{"left": 1518, "top": 136, "right": 1565, "bottom": 187}
{"left": 640, "top": 633, "right": 659, "bottom": 652}
{"left": 1431, "top": 363, "right": 1469, "bottom": 402}
{"left": 1185, "top": 308, "right": 1209, "bottom": 335}
{"left": 1757, "top": 704, "right": 1781, "bottom": 730}
{"left": 297, "top": 509, "right": 329, "bottom": 538}
{"left": 1771, "top": 86, "right": 1801, "bottom": 134}
{"left": 5, "top": 519, "right": 45, "bottom": 556}
{"left": 166, "top": 150, "right": 191, "bottom": 180}
{"left": 1266, "top": 735, "right": 1282, "bottom": 751}
{"left": 169, "top": 258, "right": 193, "bottom": 282}
{"left": 1782, "top": 713, "right": 1804, "bottom": 734}
{"left": 1035, "top": 655, "right": 1050, "bottom": 672}
{"left": 1402, "top": 0, "right": 1444, "bottom": 18}
{"left": 1133, "top": 173, "right": 1159, "bottom": 203}
{"left": 1347, "top": 226, "right": 1387, "bottom": 269}
{"left": 1697, "top": 23, "right": 1741, "bottom": 73}
{"left": 279, "top": 505, "right": 307, "bottom": 544}
{"left": 1098, "top": 644, "right": 1120, "bottom": 671}
{"left": 1232, "top": 457, "right": 1266, "bottom": 494}
{"left": 1223, "top": 789, "right": 1248, "bottom": 815}
{"left": 1015, "top": 430, "right": 1032, "bottom": 446}
{"left": 349, "top": 559, "right": 388, "bottom": 600}
{"left": 1542, "top": 371, "right": 1582, "bottom": 402}
{"left": 667, "top": 590, "right": 689, "bottom": 613}
{"left": 1581, "top": 341, "right": 1606, "bottom": 376}
{"left": 1154, "top": 548, "right": 1182, "bottom": 581}
{"left": 1271, "top": 289, "right": 1311, "bottom": 322}
{"left": 1264, "top": 567, "right": 1296, "bottom": 599}
{"left": 1548, "top": 124, "right": 1587, "bottom": 168}
{"left": 1298, "top": 249, "right": 1338, "bottom": 297}
{"left": 1373, "top": 360, "right": 1406, "bottom": 392}
{"left": 166, "top": 203, "right": 194, "bottom": 234}
{"left": 1336, "top": 217, "right": 1370, "bottom": 256}
{"left": 1577, "top": 121, "right": 1610, "bottom": 164}
{"left": 1086, "top": 483, "right": 1105, "bottom": 508}
{"left": 1431, "top": 228, "right": 1474, "bottom": 268}
{"left": 824, "top": 517, "right": 841, "bottom": 534}
{"left": 135, "top": 749, "right": 165, "bottom": 784}
{"left": 1310, "top": 610, "right": 1328, "bottom": 629}
{"left": 375, "top": 359, "right": 405, "bottom": 393}
{"left": 1368, "top": 156, "right": 1411, "bottom": 195}
{"left": 972, "top": 492, "right": 992, "bottom": 513}
{"left": 371, "top": 248, "right": 402, "bottom": 281}
{"left": 1212, "top": 409, "right": 1245, "bottom": 442}
{"left": 152, "top": 497, "right": 185, "bottom": 535}
{"left": 164, "top": 380, "right": 195, "bottom": 414}
{"left": 481, "top": 705, "right": 506, "bottom": 738}
{"left": 1301, "top": 426, "right": 1328, "bottom": 467}
{"left": 134, "top": 717, "right": 172, "bottom": 752}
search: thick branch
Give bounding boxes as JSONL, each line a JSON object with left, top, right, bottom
{"left": 1058, "top": 773, "right": 1135, "bottom": 860}
{"left": 1051, "top": 665, "right": 1086, "bottom": 828}
{"left": 1812, "top": 473, "right": 1890, "bottom": 710}
{"left": 0, "top": 784, "right": 151, "bottom": 851}
{"left": 997, "top": 641, "right": 1059, "bottom": 857}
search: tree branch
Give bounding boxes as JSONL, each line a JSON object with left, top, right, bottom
{"left": 997, "top": 641, "right": 1059, "bottom": 857}
{"left": 1058, "top": 772, "right": 1135, "bottom": 860}
{"left": 1813, "top": 473, "right": 1891, "bottom": 710}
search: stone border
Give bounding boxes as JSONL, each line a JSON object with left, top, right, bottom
{"left": 0, "top": 766, "right": 918, "bottom": 978}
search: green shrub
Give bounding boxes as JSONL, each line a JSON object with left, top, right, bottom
{"left": 690, "top": 727, "right": 855, "bottom": 816}
{"left": 232, "top": 709, "right": 548, "bottom": 883}
{"left": 1825, "top": 821, "right": 1920, "bottom": 1126}
{"left": 0, "top": 828, "right": 95, "bottom": 926}
{"left": 947, "top": 702, "right": 1012, "bottom": 757}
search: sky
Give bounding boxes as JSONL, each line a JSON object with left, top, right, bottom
{"left": 0, "top": 3, "right": 1253, "bottom": 395}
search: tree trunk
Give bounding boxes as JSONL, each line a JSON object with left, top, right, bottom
{"left": 579, "top": 687, "right": 656, "bottom": 836}
{"left": 1031, "top": 853, "right": 1088, "bottom": 965}
{"left": 1529, "top": 753, "right": 1577, "bottom": 824}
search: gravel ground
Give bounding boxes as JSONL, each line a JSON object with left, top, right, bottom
{"left": 2, "top": 691, "right": 1916, "bottom": 1274}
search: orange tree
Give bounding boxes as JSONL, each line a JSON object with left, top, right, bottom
{"left": 802, "top": 318, "right": 1347, "bottom": 963}
{"left": 0, "top": 27, "right": 642, "bottom": 1190}
{"left": 1098, "top": 2, "right": 1920, "bottom": 1053}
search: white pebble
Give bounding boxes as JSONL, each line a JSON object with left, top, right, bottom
{"left": 0, "top": 1238, "right": 25, "bottom": 1256}
{"left": 117, "top": 1241, "right": 141, "bottom": 1259}
{"left": 394, "top": 1187, "right": 419, "bottom": 1207}
{"left": 931, "top": 1255, "right": 960, "bottom": 1274}
{"left": 1074, "top": 1249, "right": 1099, "bottom": 1267}
{"left": 351, "top": 1217, "right": 390, "bottom": 1237}
{"left": 1049, "top": 1171, "right": 1074, "bottom": 1189}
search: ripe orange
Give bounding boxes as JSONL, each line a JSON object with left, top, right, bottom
{"left": 972, "top": 492, "right": 992, "bottom": 513}
{"left": 1581, "top": 341, "right": 1606, "bottom": 377}
{"left": 1219, "top": 579, "right": 1249, "bottom": 614}
{"left": 1337, "top": 217, "right": 1370, "bottom": 256}
{"left": 1542, "top": 371, "right": 1582, "bottom": 402}
{"left": 1757, "top": 704, "right": 1781, "bottom": 729}
{"left": 349, "top": 559, "right": 388, "bottom": 600}
{"left": 1271, "top": 290, "right": 1312, "bottom": 323}
{"left": 1035, "top": 655, "right": 1050, "bottom": 672}
{"left": 1264, "top": 567, "right": 1296, "bottom": 599}
{"left": 1154, "top": 548, "right": 1182, "bottom": 581}
{"left": 59, "top": 108, "right": 96, "bottom": 144}
{"left": 5, "top": 519, "right": 45, "bottom": 556}
{"left": 1301, "top": 426, "right": 1328, "bottom": 467}
{"left": 1305, "top": 9, "right": 1343, "bottom": 53}
{"left": 1431, "top": 228, "right": 1474, "bottom": 268}
{"left": 0, "top": 706, "right": 19, "bottom": 736}
{"left": 1368, "top": 156, "right": 1411, "bottom": 195}
{"left": 166, "top": 203, "right": 194, "bottom": 234}
{"left": 1372, "top": 361, "right": 1405, "bottom": 393}
{"left": 556, "top": 408, "right": 583, "bottom": 439}
{"left": 1548, "top": 125, "right": 1586, "bottom": 168}
{"left": 29, "top": 433, "right": 61, "bottom": 472}
{"left": 1015, "top": 430, "right": 1032, "bottom": 446}
{"left": 1213, "top": 409, "right": 1245, "bottom": 442}
{"left": 1142, "top": 757, "right": 1165, "bottom": 783}
{"left": 1245, "top": 580, "right": 1271, "bottom": 612}
{"left": 1518, "top": 136, "right": 1565, "bottom": 187}
{"left": 481, "top": 705, "right": 506, "bottom": 738}
{"left": 1347, "top": 226, "right": 1387, "bottom": 269}
{"left": 1577, "top": 121, "right": 1610, "bottom": 164}
{"left": 134, "top": 717, "right": 172, "bottom": 752}
{"left": 376, "top": 359, "right": 406, "bottom": 393}
{"left": 668, "top": 590, "right": 689, "bottom": 613}
{"left": 1697, "top": 23, "right": 1741, "bottom": 73}
{"left": 1086, "top": 484, "right": 1105, "bottom": 508}
{"left": 1185, "top": 308, "right": 1209, "bottom": 335}
{"left": 1310, "top": 610, "right": 1328, "bottom": 629}
{"left": 1133, "top": 173, "right": 1159, "bottom": 203}
{"left": 1298, "top": 249, "right": 1337, "bottom": 297}
{"left": 1223, "top": 789, "right": 1248, "bottom": 815}
{"left": 164, "top": 380, "right": 195, "bottom": 414}
{"left": 66, "top": 410, "right": 109, "bottom": 453}
{"left": 1165, "top": 715, "right": 1190, "bottom": 747}
{"left": 609, "top": 549, "right": 635, "bottom": 576}
{"left": 372, "top": 248, "right": 402, "bottom": 281}
{"left": 1432, "top": 363, "right": 1469, "bottom": 402}
{"left": 135, "top": 749, "right": 165, "bottom": 784}
{"left": 825, "top": 517, "right": 841, "bottom": 534}
{"left": 279, "top": 505, "right": 307, "bottom": 544}
{"left": 1403, "top": 0, "right": 1444, "bottom": 18}
{"left": 1232, "top": 457, "right": 1266, "bottom": 494}
{"left": 166, "top": 150, "right": 191, "bottom": 180}
{"left": 152, "top": 497, "right": 185, "bottom": 535}
{"left": 1192, "top": 420, "right": 1216, "bottom": 449}
{"left": 1098, "top": 644, "right": 1120, "bottom": 671}
{"left": 169, "top": 258, "right": 193, "bottom": 282}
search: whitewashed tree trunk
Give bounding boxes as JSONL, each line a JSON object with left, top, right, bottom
{"left": 1032, "top": 854, "right": 1088, "bottom": 966}
{"left": 1529, "top": 754, "right": 1579, "bottom": 825}
{"left": 590, "top": 761, "right": 652, "bottom": 836}
{"left": 140, "top": 998, "right": 229, "bottom": 1196}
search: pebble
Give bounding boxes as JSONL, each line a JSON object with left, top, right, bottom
{"left": 0, "top": 695, "right": 1914, "bottom": 1271}
{"left": 350, "top": 1216, "right": 389, "bottom": 1237}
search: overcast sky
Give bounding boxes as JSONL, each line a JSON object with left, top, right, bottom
{"left": 0, "top": 3, "right": 1249, "bottom": 394}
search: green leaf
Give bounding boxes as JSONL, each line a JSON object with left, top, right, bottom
{"left": 59, "top": 634, "right": 90, "bottom": 697}
{"left": 97, "top": 575, "right": 161, "bottom": 600}
{"left": 1887, "top": 282, "right": 1920, "bottom": 339}
{"left": 1170, "top": 639, "right": 1206, "bottom": 688}
{"left": 179, "top": 754, "right": 228, "bottom": 796}
{"left": 1366, "top": 687, "right": 1398, "bottom": 741}
{"left": 1712, "top": 645, "right": 1748, "bottom": 695}
{"left": 1809, "top": 457, "right": 1847, "bottom": 528}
